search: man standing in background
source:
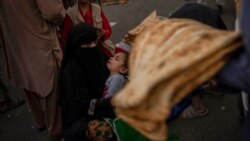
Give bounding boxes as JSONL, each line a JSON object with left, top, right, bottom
{"left": 0, "top": 0, "right": 65, "bottom": 140}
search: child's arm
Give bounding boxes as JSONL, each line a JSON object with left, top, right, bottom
{"left": 106, "top": 75, "right": 125, "bottom": 98}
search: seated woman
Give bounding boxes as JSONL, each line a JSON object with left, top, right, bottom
{"left": 59, "top": 23, "right": 115, "bottom": 141}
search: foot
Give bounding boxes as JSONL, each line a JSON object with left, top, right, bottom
{"left": 203, "top": 84, "right": 223, "bottom": 96}
{"left": 179, "top": 105, "right": 208, "bottom": 119}
{"left": 0, "top": 99, "right": 24, "bottom": 113}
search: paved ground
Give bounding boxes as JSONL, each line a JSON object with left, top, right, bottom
{"left": 0, "top": 0, "right": 244, "bottom": 141}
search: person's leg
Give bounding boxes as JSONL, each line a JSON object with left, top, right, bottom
{"left": 179, "top": 88, "right": 208, "bottom": 119}
{"left": 23, "top": 90, "right": 46, "bottom": 129}
{"left": 44, "top": 83, "right": 62, "bottom": 140}
{"left": 191, "top": 95, "right": 207, "bottom": 113}
{"left": 203, "top": 79, "right": 223, "bottom": 95}
{"left": 44, "top": 56, "right": 62, "bottom": 140}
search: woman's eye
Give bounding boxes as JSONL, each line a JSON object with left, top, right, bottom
{"left": 81, "top": 44, "right": 88, "bottom": 48}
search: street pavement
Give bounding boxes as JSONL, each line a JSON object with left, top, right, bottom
{"left": 0, "top": 0, "right": 244, "bottom": 141}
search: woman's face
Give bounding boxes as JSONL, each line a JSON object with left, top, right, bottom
{"left": 80, "top": 40, "right": 97, "bottom": 48}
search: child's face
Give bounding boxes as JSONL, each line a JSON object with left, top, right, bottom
{"left": 107, "top": 52, "right": 127, "bottom": 74}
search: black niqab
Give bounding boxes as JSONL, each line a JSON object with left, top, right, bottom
{"left": 59, "top": 23, "right": 114, "bottom": 140}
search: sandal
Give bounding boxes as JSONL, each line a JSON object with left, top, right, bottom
{"left": 179, "top": 105, "right": 208, "bottom": 119}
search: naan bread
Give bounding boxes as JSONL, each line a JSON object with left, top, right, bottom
{"left": 123, "top": 11, "right": 163, "bottom": 45}
{"left": 112, "top": 19, "right": 242, "bottom": 140}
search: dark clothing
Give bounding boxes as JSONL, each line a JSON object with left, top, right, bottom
{"left": 168, "top": 3, "right": 227, "bottom": 120}
{"left": 171, "top": 3, "right": 250, "bottom": 140}
{"left": 59, "top": 23, "right": 114, "bottom": 141}
{"left": 0, "top": 79, "right": 9, "bottom": 103}
{"left": 170, "top": 3, "right": 227, "bottom": 30}
{"left": 216, "top": 1, "right": 250, "bottom": 94}
{"left": 216, "top": 0, "right": 250, "bottom": 140}
{"left": 175, "top": 2, "right": 250, "bottom": 141}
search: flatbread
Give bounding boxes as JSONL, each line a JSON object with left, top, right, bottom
{"left": 112, "top": 19, "right": 242, "bottom": 141}
{"left": 123, "top": 11, "right": 163, "bottom": 45}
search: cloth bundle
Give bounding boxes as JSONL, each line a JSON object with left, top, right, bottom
{"left": 112, "top": 19, "right": 242, "bottom": 140}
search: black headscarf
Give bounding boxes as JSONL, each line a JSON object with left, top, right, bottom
{"left": 61, "top": 22, "right": 98, "bottom": 71}
{"left": 170, "top": 3, "right": 227, "bottom": 30}
{"left": 59, "top": 23, "right": 114, "bottom": 139}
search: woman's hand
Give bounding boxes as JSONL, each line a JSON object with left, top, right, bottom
{"left": 96, "top": 28, "right": 105, "bottom": 40}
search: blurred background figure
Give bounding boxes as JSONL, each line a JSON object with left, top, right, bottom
{"left": 0, "top": 25, "right": 24, "bottom": 113}
{"left": 0, "top": 79, "right": 23, "bottom": 113}
{"left": 0, "top": 0, "right": 65, "bottom": 140}
{"left": 197, "top": 0, "right": 225, "bottom": 14}
{"left": 63, "top": 0, "right": 78, "bottom": 9}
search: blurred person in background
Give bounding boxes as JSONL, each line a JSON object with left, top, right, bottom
{"left": 197, "top": 0, "right": 225, "bottom": 14}
{"left": 0, "top": 0, "right": 65, "bottom": 140}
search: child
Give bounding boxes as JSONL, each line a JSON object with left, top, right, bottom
{"left": 86, "top": 41, "right": 130, "bottom": 141}
{"left": 103, "top": 41, "right": 131, "bottom": 98}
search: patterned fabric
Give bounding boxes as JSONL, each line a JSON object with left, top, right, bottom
{"left": 101, "top": 0, "right": 128, "bottom": 6}
{"left": 88, "top": 99, "right": 97, "bottom": 115}
{"left": 86, "top": 120, "right": 114, "bottom": 141}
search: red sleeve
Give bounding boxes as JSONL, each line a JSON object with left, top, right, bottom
{"left": 101, "top": 10, "right": 112, "bottom": 40}
{"left": 61, "top": 15, "right": 74, "bottom": 42}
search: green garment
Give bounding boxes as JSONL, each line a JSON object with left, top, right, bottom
{"left": 106, "top": 118, "right": 180, "bottom": 141}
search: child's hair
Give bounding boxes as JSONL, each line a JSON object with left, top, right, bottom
{"left": 123, "top": 52, "right": 129, "bottom": 69}
{"left": 115, "top": 41, "right": 131, "bottom": 76}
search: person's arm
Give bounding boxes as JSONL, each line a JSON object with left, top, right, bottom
{"left": 36, "top": 0, "right": 65, "bottom": 25}
{"left": 216, "top": 0, "right": 250, "bottom": 94}
{"left": 61, "top": 15, "right": 74, "bottom": 42}
{"left": 100, "top": 10, "right": 112, "bottom": 40}
{"left": 75, "top": 47, "right": 115, "bottom": 118}
{"left": 93, "top": 97, "right": 115, "bottom": 118}
{"left": 106, "top": 75, "right": 125, "bottom": 98}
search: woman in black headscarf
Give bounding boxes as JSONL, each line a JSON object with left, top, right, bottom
{"left": 169, "top": 3, "right": 227, "bottom": 119}
{"left": 170, "top": 3, "right": 227, "bottom": 29}
{"left": 59, "top": 23, "right": 115, "bottom": 141}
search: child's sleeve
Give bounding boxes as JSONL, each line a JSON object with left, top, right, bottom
{"left": 106, "top": 75, "right": 125, "bottom": 98}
